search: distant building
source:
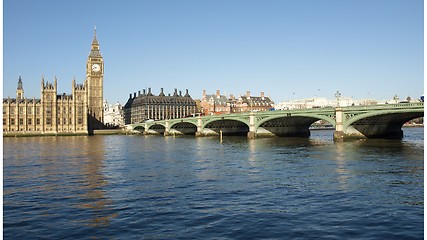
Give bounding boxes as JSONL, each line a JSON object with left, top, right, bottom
{"left": 274, "top": 96, "right": 392, "bottom": 110}
{"left": 275, "top": 97, "right": 334, "bottom": 110}
{"left": 200, "top": 90, "right": 230, "bottom": 115}
{"left": 231, "top": 91, "right": 274, "bottom": 113}
{"left": 3, "top": 30, "right": 104, "bottom": 135}
{"left": 123, "top": 88, "right": 196, "bottom": 124}
{"left": 103, "top": 100, "right": 124, "bottom": 127}
{"left": 200, "top": 90, "right": 274, "bottom": 115}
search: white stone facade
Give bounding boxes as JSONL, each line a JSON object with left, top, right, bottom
{"left": 103, "top": 100, "right": 124, "bottom": 127}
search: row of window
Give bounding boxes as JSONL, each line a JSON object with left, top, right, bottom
{"left": 4, "top": 105, "right": 85, "bottom": 115}
{"left": 4, "top": 117, "right": 85, "bottom": 126}
{"left": 3, "top": 127, "right": 86, "bottom": 132}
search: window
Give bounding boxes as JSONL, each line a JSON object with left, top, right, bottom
{"left": 11, "top": 118, "right": 15, "bottom": 125}
{"left": 28, "top": 118, "right": 32, "bottom": 125}
{"left": 10, "top": 107, "right": 15, "bottom": 114}
{"left": 3, "top": 107, "right": 6, "bottom": 114}
{"left": 27, "top": 107, "right": 33, "bottom": 114}
{"left": 78, "top": 106, "right": 83, "bottom": 115}
{"left": 19, "top": 118, "right": 24, "bottom": 125}
{"left": 36, "top": 118, "right": 40, "bottom": 125}
{"left": 3, "top": 119, "right": 6, "bottom": 125}
{"left": 19, "top": 107, "right": 24, "bottom": 114}
{"left": 46, "top": 118, "right": 51, "bottom": 125}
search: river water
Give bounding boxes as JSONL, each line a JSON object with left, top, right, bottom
{"left": 3, "top": 128, "right": 424, "bottom": 239}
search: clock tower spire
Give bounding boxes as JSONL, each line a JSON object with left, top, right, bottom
{"left": 86, "top": 27, "right": 104, "bottom": 129}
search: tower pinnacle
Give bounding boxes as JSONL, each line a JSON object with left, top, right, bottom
{"left": 92, "top": 26, "right": 99, "bottom": 45}
{"left": 89, "top": 26, "right": 101, "bottom": 58}
{"left": 16, "top": 76, "right": 24, "bottom": 100}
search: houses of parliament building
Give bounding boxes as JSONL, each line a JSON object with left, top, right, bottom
{"left": 3, "top": 30, "right": 104, "bottom": 135}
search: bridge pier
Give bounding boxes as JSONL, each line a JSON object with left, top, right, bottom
{"left": 248, "top": 112, "right": 256, "bottom": 139}
{"left": 195, "top": 130, "right": 218, "bottom": 137}
{"left": 247, "top": 131, "right": 256, "bottom": 139}
{"left": 333, "top": 107, "right": 348, "bottom": 141}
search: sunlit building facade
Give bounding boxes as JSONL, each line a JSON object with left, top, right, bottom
{"left": 124, "top": 88, "right": 197, "bottom": 124}
{"left": 3, "top": 30, "right": 104, "bottom": 135}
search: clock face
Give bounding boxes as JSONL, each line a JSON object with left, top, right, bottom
{"left": 92, "top": 64, "right": 100, "bottom": 72}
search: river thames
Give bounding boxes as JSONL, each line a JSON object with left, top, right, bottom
{"left": 3, "top": 128, "right": 424, "bottom": 239}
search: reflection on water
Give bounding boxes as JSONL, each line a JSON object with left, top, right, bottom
{"left": 3, "top": 128, "right": 424, "bottom": 239}
{"left": 4, "top": 136, "right": 118, "bottom": 237}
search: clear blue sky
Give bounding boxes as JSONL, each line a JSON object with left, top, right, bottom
{"left": 4, "top": 0, "right": 424, "bottom": 104}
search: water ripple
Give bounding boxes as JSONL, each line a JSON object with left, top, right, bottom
{"left": 3, "top": 129, "right": 423, "bottom": 239}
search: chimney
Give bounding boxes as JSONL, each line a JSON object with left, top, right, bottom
{"left": 261, "top": 91, "right": 265, "bottom": 100}
{"left": 216, "top": 90, "right": 220, "bottom": 98}
{"left": 129, "top": 93, "right": 132, "bottom": 99}
{"left": 230, "top": 94, "right": 235, "bottom": 100}
{"left": 202, "top": 90, "right": 207, "bottom": 101}
{"left": 143, "top": 89, "right": 146, "bottom": 95}
{"left": 148, "top": 88, "right": 152, "bottom": 95}
{"left": 179, "top": 90, "right": 182, "bottom": 97}
{"left": 174, "top": 88, "right": 178, "bottom": 96}
{"left": 134, "top": 92, "right": 136, "bottom": 98}
{"left": 246, "top": 91, "right": 250, "bottom": 97}
{"left": 138, "top": 90, "right": 141, "bottom": 96}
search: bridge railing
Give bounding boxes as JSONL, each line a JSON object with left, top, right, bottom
{"left": 341, "top": 102, "right": 424, "bottom": 111}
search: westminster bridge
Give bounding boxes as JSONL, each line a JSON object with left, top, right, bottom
{"left": 126, "top": 102, "right": 424, "bottom": 141}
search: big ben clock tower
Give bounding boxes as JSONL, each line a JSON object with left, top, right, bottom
{"left": 86, "top": 27, "right": 104, "bottom": 128}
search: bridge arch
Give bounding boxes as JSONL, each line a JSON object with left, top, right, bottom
{"left": 132, "top": 125, "right": 145, "bottom": 133}
{"left": 254, "top": 113, "right": 336, "bottom": 137}
{"left": 202, "top": 119, "right": 250, "bottom": 136}
{"left": 170, "top": 122, "right": 198, "bottom": 135}
{"left": 343, "top": 110, "right": 424, "bottom": 139}
{"left": 146, "top": 123, "right": 166, "bottom": 135}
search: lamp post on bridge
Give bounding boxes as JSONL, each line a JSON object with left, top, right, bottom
{"left": 335, "top": 91, "right": 342, "bottom": 107}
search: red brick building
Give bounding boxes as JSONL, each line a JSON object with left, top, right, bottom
{"left": 200, "top": 90, "right": 274, "bottom": 115}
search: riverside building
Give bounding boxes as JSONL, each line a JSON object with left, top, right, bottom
{"left": 123, "top": 88, "right": 197, "bottom": 124}
{"left": 200, "top": 90, "right": 274, "bottom": 115}
{"left": 3, "top": 30, "right": 104, "bottom": 135}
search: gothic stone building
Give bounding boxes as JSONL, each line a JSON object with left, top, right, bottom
{"left": 124, "top": 88, "right": 196, "bottom": 124}
{"left": 3, "top": 30, "right": 104, "bottom": 135}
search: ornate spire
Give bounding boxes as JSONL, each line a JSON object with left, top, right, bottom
{"left": 17, "top": 75, "right": 23, "bottom": 90}
{"left": 17, "top": 75, "right": 24, "bottom": 100}
{"left": 89, "top": 26, "right": 101, "bottom": 58}
{"left": 92, "top": 25, "right": 99, "bottom": 45}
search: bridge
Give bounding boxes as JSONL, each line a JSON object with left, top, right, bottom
{"left": 126, "top": 103, "right": 424, "bottom": 141}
